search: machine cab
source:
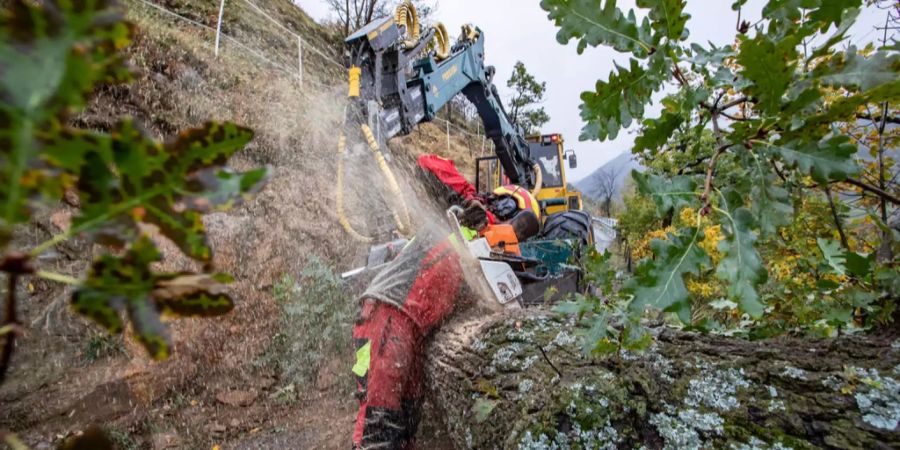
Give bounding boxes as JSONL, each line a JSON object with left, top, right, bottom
{"left": 475, "top": 133, "right": 584, "bottom": 217}
{"left": 526, "top": 134, "right": 582, "bottom": 215}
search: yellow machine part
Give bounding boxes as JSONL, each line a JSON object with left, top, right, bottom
{"left": 493, "top": 185, "right": 541, "bottom": 221}
{"left": 430, "top": 23, "right": 451, "bottom": 61}
{"left": 335, "top": 133, "right": 373, "bottom": 243}
{"left": 336, "top": 62, "right": 413, "bottom": 242}
{"left": 335, "top": 127, "right": 412, "bottom": 243}
{"left": 481, "top": 135, "right": 584, "bottom": 219}
{"left": 348, "top": 66, "right": 361, "bottom": 98}
{"left": 461, "top": 24, "right": 479, "bottom": 42}
{"left": 395, "top": 1, "right": 420, "bottom": 49}
{"left": 361, "top": 124, "right": 411, "bottom": 234}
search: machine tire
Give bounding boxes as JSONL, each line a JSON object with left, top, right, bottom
{"left": 540, "top": 210, "right": 593, "bottom": 246}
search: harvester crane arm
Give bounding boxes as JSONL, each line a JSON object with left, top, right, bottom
{"left": 344, "top": 12, "right": 539, "bottom": 189}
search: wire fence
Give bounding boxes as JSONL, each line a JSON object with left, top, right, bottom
{"left": 129, "top": 0, "right": 491, "bottom": 155}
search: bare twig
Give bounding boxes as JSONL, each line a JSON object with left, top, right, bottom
{"left": 770, "top": 159, "right": 789, "bottom": 183}
{"left": 701, "top": 143, "right": 731, "bottom": 207}
{"left": 677, "top": 155, "right": 711, "bottom": 175}
{"left": 672, "top": 64, "right": 688, "bottom": 87}
{"left": 877, "top": 101, "right": 890, "bottom": 223}
{"left": 537, "top": 344, "right": 563, "bottom": 378}
{"left": 720, "top": 96, "right": 749, "bottom": 111}
{"left": 714, "top": 91, "right": 726, "bottom": 108}
{"left": 720, "top": 111, "right": 748, "bottom": 121}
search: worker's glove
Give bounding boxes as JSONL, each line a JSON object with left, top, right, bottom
{"left": 459, "top": 199, "right": 488, "bottom": 230}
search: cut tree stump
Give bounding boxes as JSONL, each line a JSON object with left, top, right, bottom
{"left": 425, "top": 311, "right": 900, "bottom": 449}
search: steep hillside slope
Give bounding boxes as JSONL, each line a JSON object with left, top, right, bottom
{"left": 0, "top": 1, "right": 479, "bottom": 448}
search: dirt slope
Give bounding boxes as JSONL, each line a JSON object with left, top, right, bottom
{"left": 1, "top": 1, "right": 481, "bottom": 448}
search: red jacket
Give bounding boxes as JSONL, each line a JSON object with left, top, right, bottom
{"left": 359, "top": 225, "right": 466, "bottom": 332}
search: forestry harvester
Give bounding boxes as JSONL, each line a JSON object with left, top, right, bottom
{"left": 338, "top": 1, "right": 594, "bottom": 306}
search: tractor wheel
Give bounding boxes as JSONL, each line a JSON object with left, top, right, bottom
{"left": 540, "top": 210, "right": 593, "bottom": 246}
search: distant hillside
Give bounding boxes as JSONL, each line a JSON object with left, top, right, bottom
{"left": 574, "top": 151, "right": 644, "bottom": 201}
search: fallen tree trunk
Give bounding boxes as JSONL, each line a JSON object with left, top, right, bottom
{"left": 426, "top": 312, "right": 900, "bottom": 449}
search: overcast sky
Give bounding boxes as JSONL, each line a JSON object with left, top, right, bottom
{"left": 296, "top": 1, "right": 888, "bottom": 181}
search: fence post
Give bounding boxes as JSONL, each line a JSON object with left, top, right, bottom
{"left": 480, "top": 123, "right": 486, "bottom": 156}
{"left": 214, "top": 0, "right": 227, "bottom": 57}
{"left": 297, "top": 35, "right": 304, "bottom": 86}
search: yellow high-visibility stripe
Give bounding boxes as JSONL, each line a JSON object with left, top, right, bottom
{"left": 352, "top": 341, "right": 371, "bottom": 377}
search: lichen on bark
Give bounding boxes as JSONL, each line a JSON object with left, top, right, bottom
{"left": 425, "top": 312, "right": 900, "bottom": 449}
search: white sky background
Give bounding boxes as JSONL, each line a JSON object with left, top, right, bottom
{"left": 296, "top": 1, "right": 888, "bottom": 181}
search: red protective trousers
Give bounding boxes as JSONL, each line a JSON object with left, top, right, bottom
{"left": 351, "top": 239, "right": 465, "bottom": 450}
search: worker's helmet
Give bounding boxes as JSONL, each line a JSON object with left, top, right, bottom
{"left": 491, "top": 185, "right": 540, "bottom": 222}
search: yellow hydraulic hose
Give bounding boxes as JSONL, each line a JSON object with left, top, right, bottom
{"left": 336, "top": 133, "right": 373, "bottom": 243}
{"left": 530, "top": 162, "right": 543, "bottom": 198}
{"left": 431, "top": 23, "right": 450, "bottom": 61}
{"left": 361, "top": 124, "right": 411, "bottom": 234}
{"left": 395, "top": 1, "right": 420, "bottom": 49}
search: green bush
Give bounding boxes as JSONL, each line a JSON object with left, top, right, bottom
{"left": 83, "top": 333, "right": 127, "bottom": 363}
{"left": 266, "top": 257, "right": 354, "bottom": 387}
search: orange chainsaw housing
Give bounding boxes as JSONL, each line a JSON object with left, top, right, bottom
{"left": 480, "top": 224, "right": 521, "bottom": 256}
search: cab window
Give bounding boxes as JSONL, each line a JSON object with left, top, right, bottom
{"left": 528, "top": 142, "right": 563, "bottom": 188}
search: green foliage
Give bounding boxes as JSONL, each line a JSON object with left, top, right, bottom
{"left": 557, "top": 249, "right": 651, "bottom": 356}
{"left": 578, "top": 53, "right": 668, "bottom": 140}
{"left": 745, "top": 152, "right": 793, "bottom": 237}
{"left": 84, "top": 333, "right": 127, "bottom": 363}
{"left": 616, "top": 184, "right": 662, "bottom": 257}
{"left": 736, "top": 33, "right": 798, "bottom": 114}
{"left": 627, "top": 226, "right": 709, "bottom": 323}
{"left": 264, "top": 257, "right": 353, "bottom": 387}
{"left": 0, "top": 0, "right": 268, "bottom": 363}
{"left": 768, "top": 136, "right": 860, "bottom": 184}
{"left": 636, "top": 0, "right": 690, "bottom": 44}
{"left": 541, "top": 0, "right": 654, "bottom": 56}
{"left": 633, "top": 112, "right": 683, "bottom": 155}
{"left": 547, "top": 0, "right": 899, "bottom": 339}
{"left": 818, "top": 238, "right": 849, "bottom": 276}
{"left": 506, "top": 61, "right": 551, "bottom": 134}
{"left": 818, "top": 46, "right": 900, "bottom": 92}
{"left": 714, "top": 190, "right": 767, "bottom": 318}
{"left": 633, "top": 171, "right": 698, "bottom": 218}
{"left": 103, "top": 428, "right": 137, "bottom": 450}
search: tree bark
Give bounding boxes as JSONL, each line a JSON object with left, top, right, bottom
{"left": 425, "top": 311, "right": 900, "bottom": 450}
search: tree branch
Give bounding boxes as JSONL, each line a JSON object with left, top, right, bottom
{"left": 672, "top": 64, "right": 688, "bottom": 87}
{"left": 0, "top": 252, "right": 34, "bottom": 386}
{"left": 857, "top": 113, "right": 900, "bottom": 125}
{"left": 0, "top": 272, "right": 16, "bottom": 386}
{"left": 842, "top": 178, "right": 900, "bottom": 206}
{"left": 824, "top": 184, "right": 850, "bottom": 250}
{"left": 701, "top": 112, "right": 731, "bottom": 208}
{"left": 701, "top": 143, "right": 731, "bottom": 207}
{"left": 676, "top": 155, "right": 711, "bottom": 175}
{"left": 720, "top": 96, "right": 749, "bottom": 111}
{"left": 720, "top": 111, "right": 748, "bottom": 121}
